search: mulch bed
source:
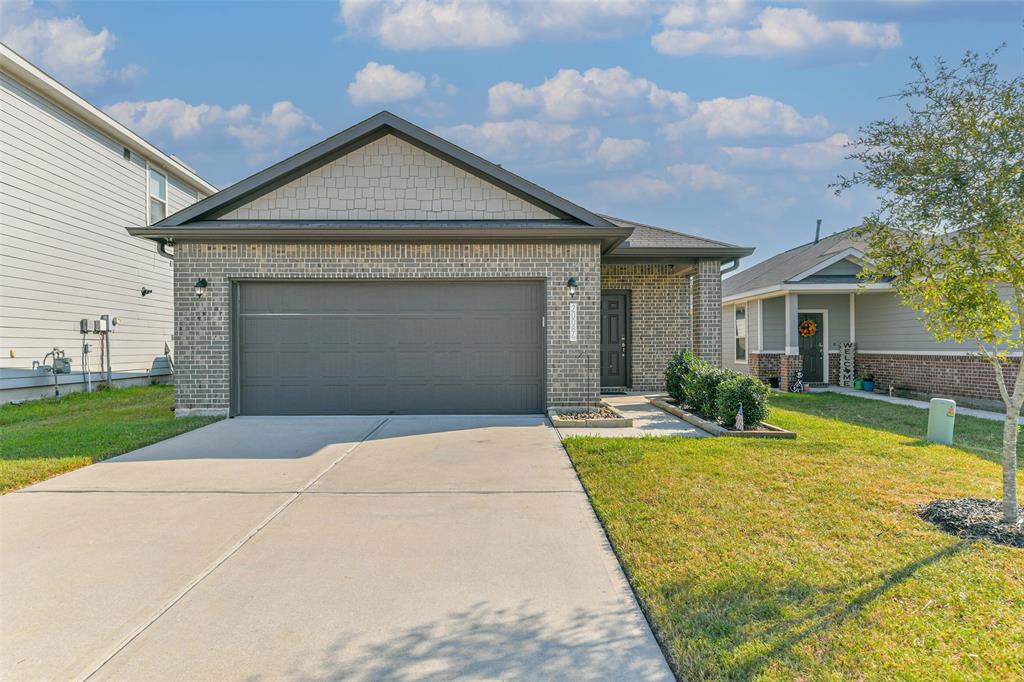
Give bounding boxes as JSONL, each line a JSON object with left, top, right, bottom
{"left": 918, "top": 498, "right": 1023, "bottom": 548}
{"left": 556, "top": 406, "right": 622, "bottom": 421}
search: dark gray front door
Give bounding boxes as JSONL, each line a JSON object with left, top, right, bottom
{"left": 600, "top": 291, "right": 629, "bottom": 387}
{"left": 237, "top": 281, "right": 544, "bottom": 415}
{"left": 798, "top": 312, "right": 824, "bottom": 383}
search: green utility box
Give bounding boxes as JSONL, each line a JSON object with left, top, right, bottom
{"left": 927, "top": 398, "right": 956, "bottom": 445}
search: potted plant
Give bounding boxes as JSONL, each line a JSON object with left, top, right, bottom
{"left": 860, "top": 372, "right": 875, "bottom": 392}
{"left": 853, "top": 377, "right": 864, "bottom": 390}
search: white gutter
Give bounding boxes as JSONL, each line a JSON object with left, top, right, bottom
{"left": 0, "top": 44, "right": 217, "bottom": 196}
{"left": 722, "top": 281, "right": 892, "bottom": 305}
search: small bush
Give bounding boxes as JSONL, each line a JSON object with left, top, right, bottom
{"left": 664, "top": 351, "right": 698, "bottom": 405}
{"left": 682, "top": 361, "right": 732, "bottom": 417}
{"left": 716, "top": 374, "right": 771, "bottom": 427}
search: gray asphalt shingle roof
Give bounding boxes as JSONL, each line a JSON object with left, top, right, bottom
{"left": 603, "top": 215, "right": 751, "bottom": 252}
{"left": 721, "top": 228, "right": 865, "bottom": 298}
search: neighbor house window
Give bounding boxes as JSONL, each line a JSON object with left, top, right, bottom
{"left": 148, "top": 167, "right": 167, "bottom": 223}
{"left": 735, "top": 305, "right": 747, "bottom": 362}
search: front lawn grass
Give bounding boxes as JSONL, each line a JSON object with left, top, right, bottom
{"left": 0, "top": 384, "right": 220, "bottom": 493}
{"left": 564, "top": 392, "right": 1023, "bottom": 681}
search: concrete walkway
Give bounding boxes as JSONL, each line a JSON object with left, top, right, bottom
{"left": 818, "top": 385, "right": 1023, "bottom": 425}
{"left": 555, "top": 394, "right": 710, "bottom": 439}
{"left": 2, "top": 416, "right": 671, "bottom": 682}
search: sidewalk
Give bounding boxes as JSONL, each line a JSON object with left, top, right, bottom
{"left": 554, "top": 394, "right": 710, "bottom": 439}
{"left": 816, "top": 385, "right": 1023, "bottom": 425}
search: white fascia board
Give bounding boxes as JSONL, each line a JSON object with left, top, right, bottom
{"left": 0, "top": 44, "right": 217, "bottom": 195}
{"left": 721, "top": 281, "right": 891, "bottom": 305}
{"left": 786, "top": 246, "right": 866, "bottom": 282}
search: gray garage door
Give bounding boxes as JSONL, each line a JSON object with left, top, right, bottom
{"left": 236, "top": 281, "right": 544, "bottom": 415}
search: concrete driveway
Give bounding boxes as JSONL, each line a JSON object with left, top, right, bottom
{"left": 2, "top": 415, "right": 671, "bottom": 681}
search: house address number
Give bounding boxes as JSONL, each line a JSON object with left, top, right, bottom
{"left": 569, "top": 302, "right": 578, "bottom": 342}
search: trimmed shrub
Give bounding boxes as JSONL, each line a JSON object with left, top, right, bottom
{"left": 715, "top": 374, "right": 771, "bottom": 427}
{"left": 664, "top": 351, "right": 698, "bottom": 405}
{"left": 682, "top": 361, "right": 732, "bottom": 417}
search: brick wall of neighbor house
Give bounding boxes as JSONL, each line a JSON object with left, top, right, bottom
{"left": 692, "top": 258, "right": 723, "bottom": 366}
{"left": 172, "top": 241, "right": 601, "bottom": 416}
{"left": 601, "top": 263, "right": 691, "bottom": 391}
{"left": 749, "top": 352, "right": 782, "bottom": 386}
{"left": 780, "top": 353, "right": 803, "bottom": 391}
{"left": 856, "top": 352, "right": 1021, "bottom": 405}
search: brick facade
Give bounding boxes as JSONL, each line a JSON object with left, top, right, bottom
{"left": 221, "top": 135, "right": 555, "bottom": 221}
{"left": 856, "top": 352, "right": 1021, "bottom": 405}
{"left": 692, "top": 258, "right": 722, "bottom": 366}
{"left": 173, "top": 240, "right": 601, "bottom": 416}
{"left": 749, "top": 352, "right": 782, "bottom": 387}
{"left": 779, "top": 353, "right": 804, "bottom": 391}
{"left": 600, "top": 263, "right": 692, "bottom": 391}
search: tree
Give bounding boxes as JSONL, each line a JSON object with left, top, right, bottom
{"left": 835, "top": 49, "right": 1023, "bottom": 524}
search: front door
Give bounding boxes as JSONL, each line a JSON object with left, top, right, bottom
{"left": 798, "top": 312, "right": 825, "bottom": 383}
{"left": 601, "top": 291, "right": 629, "bottom": 388}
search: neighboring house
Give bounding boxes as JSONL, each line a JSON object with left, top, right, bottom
{"left": 0, "top": 45, "right": 215, "bottom": 402}
{"left": 721, "top": 227, "right": 1019, "bottom": 407}
{"left": 128, "top": 111, "right": 753, "bottom": 417}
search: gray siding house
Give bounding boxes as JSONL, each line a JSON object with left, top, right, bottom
{"left": 128, "top": 112, "right": 752, "bottom": 417}
{"left": 722, "top": 228, "right": 1019, "bottom": 406}
{"left": 0, "top": 45, "right": 215, "bottom": 402}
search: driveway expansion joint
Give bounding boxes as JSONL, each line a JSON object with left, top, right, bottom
{"left": 76, "top": 417, "right": 390, "bottom": 682}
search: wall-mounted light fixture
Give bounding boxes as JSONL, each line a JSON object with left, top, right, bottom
{"left": 141, "top": 287, "right": 153, "bottom": 297}
{"left": 194, "top": 278, "right": 208, "bottom": 298}
{"left": 566, "top": 276, "right": 578, "bottom": 297}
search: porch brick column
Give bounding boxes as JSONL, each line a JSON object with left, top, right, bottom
{"left": 692, "top": 258, "right": 722, "bottom": 366}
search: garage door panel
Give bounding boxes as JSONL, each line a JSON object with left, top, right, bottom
{"left": 238, "top": 281, "right": 544, "bottom": 415}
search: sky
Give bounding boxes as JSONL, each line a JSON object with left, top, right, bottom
{"left": 2, "top": 0, "right": 1021, "bottom": 269}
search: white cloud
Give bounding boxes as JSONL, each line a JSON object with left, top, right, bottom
{"left": 589, "top": 137, "right": 649, "bottom": 168}
{"left": 227, "top": 101, "right": 322, "bottom": 150}
{"left": 653, "top": 4, "right": 900, "bottom": 58}
{"left": 339, "top": 0, "right": 659, "bottom": 49}
{"left": 489, "top": 66, "right": 691, "bottom": 121}
{"left": 103, "top": 99, "right": 251, "bottom": 139}
{"left": 662, "top": 95, "right": 828, "bottom": 139}
{"left": 340, "top": 0, "right": 521, "bottom": 49}
{"left": 347, "top": 62, "right": 427, "bottom": 105}
{"left": 593, "top": 161, "right": 741, "bottom": 201}
{"left": 434, "top": 119, "right": 601, "bottom": 163}
{"left": 2, "top": 10, "right": 143, "bottom": 87}
{"left": 591, "top": 174, "right": 677, "bottom": 201}
{"left": 722, "top": 133, "right": 851, "bottom": 170}
{"left": 667, "top": 163, "right": 738, "bottom": 190}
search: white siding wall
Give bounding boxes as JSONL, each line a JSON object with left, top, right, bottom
{"left": 1, "top": 72, "right": 203, "bottom": 373}
{"left": 854, "top": 291, "right": 979, "bottom": 353}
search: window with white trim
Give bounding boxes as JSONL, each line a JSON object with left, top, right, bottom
{"left": 148, "top": 167, "right": 167, "bottom": 223}
{"left": 735, "top": 304, "right": 747, "bottom": 362}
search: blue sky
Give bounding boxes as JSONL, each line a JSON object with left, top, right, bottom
{"left": 3, "top": 1, "right": 1021, "bottom": 268}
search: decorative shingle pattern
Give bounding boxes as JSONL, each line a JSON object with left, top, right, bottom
{"left": 220, "top": 135, "right": 556, "bottom": 221}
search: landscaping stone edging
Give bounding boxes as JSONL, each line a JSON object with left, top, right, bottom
{"left": 548, "top": 402, "right": 633, "bottom": 428}
{"left": 648, "top": 398, "right": 796, "bottom": 439}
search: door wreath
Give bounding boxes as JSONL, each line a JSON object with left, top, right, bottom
{"left": 799, "top": 319, "right": 818, "bottom": 337}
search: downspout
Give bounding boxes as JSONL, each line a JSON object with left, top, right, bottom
{"left": 720, "top": 258, "right": 740, "bottom": 275}
{"left": 156, "top": 238, "right": 174, "bottom": 260}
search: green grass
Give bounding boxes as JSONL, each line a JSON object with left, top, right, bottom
{"left": 564, "top": 393, "right": 1023, "bottom": 681}
{"left": 0, "top": 385, "right": 220, "bottom": 493}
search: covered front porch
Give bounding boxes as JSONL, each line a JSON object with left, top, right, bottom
{"left": 598, "top": 216, "right": 753, "bottom": 393}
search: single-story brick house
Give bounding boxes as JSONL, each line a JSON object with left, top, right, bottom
{"left": 129, "top": 112, "right": 752, "bottom": 417}
{"left": 721, "top": 227, "right": 1020, "bottom": 408}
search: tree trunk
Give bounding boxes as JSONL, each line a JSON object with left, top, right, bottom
{"left": 1003, "top": 402, "right": 1021, "bottom": 524}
